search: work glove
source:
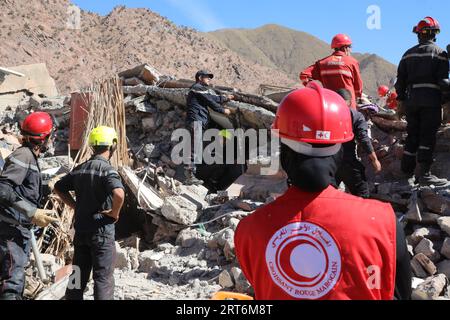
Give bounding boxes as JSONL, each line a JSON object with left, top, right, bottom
{"left": 32, "top": 209, "right": 59, "bottom": 228}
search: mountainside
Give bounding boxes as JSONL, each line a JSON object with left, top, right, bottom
{"left": 208, "top": 24, "right": 398, "bottom": 97}
{"left": 0, "top": 0, "right": 293, "bottom": 94}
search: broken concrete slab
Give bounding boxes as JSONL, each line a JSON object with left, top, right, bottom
{"left": 438, "top": 217, "right": 450, "bottom": 236}
{"left": 119, "top": 166, "right": 164, "bottom": 211}
{"left": 227, "top": 167, "right": 288, "bottom": 201}
{"left": 0, "top": 63, "right": 58, "bottom": 98}
{"left": 119, "top": 64, "right": 161, "bottom": 85}
{"left": 219, "top": 270, "right": 234, "bottom": 289}
{"left": 411, "top": 258, "right": 429, "bottom": 278}
{"left": 413, "top": 253, "right": 437, "bottom": 276}
{"left": 179, "top": 184, "right": 209, "bottom": 210}
{"left": 414, "top": 238, "right": 441, "bottom": 262}
{"left": 161, "top": 195, "right": 199, "bottom": 225}
{"left": 138, "top": 251, "right": 160, "bottom": 274}
{"left": 176, "top": 228, "right": 202, "bottom": 248}
{"left": 412, "top": 274, "right": 448, "bottom": 300}
{"left": 421, "top": 188, "right": 450, "bottom": 215}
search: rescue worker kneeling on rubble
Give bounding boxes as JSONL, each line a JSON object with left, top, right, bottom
{"left": 0, "top": 112, "right": 58, "bottom": 300}
{"left": 235, "top": 83, "right": 412, "bottom": 300}
{"left": 185, "top": 70, "right": 234, "bottom": 186}
{"left": 55, "top": 126, "right": 125, "bottom": 300}
{"left": 396, "top": 16, "right": 449, "bottom": 187}
{"left": 300, "top": 34, "right": 363, "bottom": 109}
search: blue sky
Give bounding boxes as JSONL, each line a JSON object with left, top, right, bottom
{"left": 72, "top": 0, "right": 450, "bottom": 65}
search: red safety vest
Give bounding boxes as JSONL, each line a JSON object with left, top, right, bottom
{"left": 300, "top": 51, "right": 363, "bottom": 109}
{"left": 235, "top": 186, "right": 396, "bottom": 300}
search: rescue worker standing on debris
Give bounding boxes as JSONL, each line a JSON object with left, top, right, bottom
{"left": 300, "top": 34, "right": 363, "bottom": 108}
{"left": 55, "top": 126, "right": 125, "bottom": 300}
{"left": 335, "top": 88, "right": 381, "bottom": 198}
{"left": 396, "top": 17, "right": 449, "bottom": 187}
{"left": 184, "top": 70, "right": 234, "bottom": 185}
{"left": 0, "top": 112, "right": 58, "bottom": 300}
{"left": 235, "top": 82, "right": 412, "bottom": 300}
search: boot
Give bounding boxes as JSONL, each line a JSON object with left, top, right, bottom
{"left": 184, "top": 168, "right": 203, "bottom": 186}
{"left": 418, "top": 164, "right": 450, "bottom": 187}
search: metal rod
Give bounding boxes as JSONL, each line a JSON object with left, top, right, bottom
{"left": 0, "top": 66, "right": 25, "bottom": 77}
{"left": 30, "top": 230, "right": 48, "bottom": 283}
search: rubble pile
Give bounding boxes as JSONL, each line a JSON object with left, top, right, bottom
{"left": 1, "top": 62, "right": 450, "bottom": 300}
{"left": 364, "top": 123, "right": 450, "bottom": 300}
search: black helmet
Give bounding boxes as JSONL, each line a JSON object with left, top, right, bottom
{"left": 195, "top": 70, "right": 214, "bottom": 81}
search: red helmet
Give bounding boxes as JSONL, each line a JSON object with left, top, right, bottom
{"left": 331, "top": 34, "right": 352, "bottom": 49}
{"left": 413, "top": 16, "right": 440, "bottom": 34}
{"left": 21, "top": 112, "right": 54, "bottom": 141}
{"left": 387, "top": 92, "right": 398, "bottom": 109}
{"left": 378, "top": 85, "right": 390, "bottom": 97}
{"left": 272, "top": 82, "right": 353, "bottom": 156}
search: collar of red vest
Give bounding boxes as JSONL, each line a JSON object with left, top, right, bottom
{"left": 284, "top": 184, "right": 338, "bottom": 199}
{"left": 333, "top": 51, "right": 346, "bottom": 57}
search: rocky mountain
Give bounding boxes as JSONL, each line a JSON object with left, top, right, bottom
{"left": 208, "top": 24, "right": 398, "bottom": 97}
{"left": 0, "top": 0, "right": 293, "bottom": 94}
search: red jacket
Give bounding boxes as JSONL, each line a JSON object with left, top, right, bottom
{"left": 300, "top": 51, "right": 363, "bottom": 108}
{"left": 235, "top": 186, "right": 396, "bottom": 300}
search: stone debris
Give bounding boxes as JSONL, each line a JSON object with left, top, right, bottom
{"left": 412, "top": 274, "right": 448, "bottom": 300}
{"left": 0, "top": 62, "right": 449, "bottom": 300}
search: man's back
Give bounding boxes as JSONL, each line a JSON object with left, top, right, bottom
{"left": 395, "top": 40, "right": 449, "bottom": 107}
{"left": 235, "top": 185, "right": 396, "bottom": 300}
{"left": 55, "top": 155, "right": 122, "bottom": 232}
{"left": 301, "top": 52, "right": 363, "bottom": 108}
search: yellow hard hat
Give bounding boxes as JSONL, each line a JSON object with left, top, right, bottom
{"left": 219, "top": 129, "right": 233, "bottom": 140}
{"left": 88, "top": 126, "right": 118, "bottom": 147}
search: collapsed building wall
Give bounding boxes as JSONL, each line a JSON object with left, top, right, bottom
{"left": 1, "top": 62, "right": 450, "bottom": 300}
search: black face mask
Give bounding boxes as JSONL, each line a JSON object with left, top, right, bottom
{"left": 280, "top": 144, "right": 343, "bottom": 192}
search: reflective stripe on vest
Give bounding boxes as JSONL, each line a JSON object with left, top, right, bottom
{"left": 320, "top": 69, "right": 353, "bottom": 77}
{"left": 412, "top": 83, "right": 441, "bottom": 90}
{"left": 70, "top": 169, "right": 118, "bottom": 177}
{"left": 8, "top": 156, "right": 39, "bottom": 172}
{"left": 401, "top": 52, "right": 448, "bottom": 62}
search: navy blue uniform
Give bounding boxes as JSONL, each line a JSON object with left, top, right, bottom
{"left": 55, "top": 155, "right": 124, "bottom": 300}
{"left": 336, "top": 109, "right": 375, "bottom": 198}
{"left": 0, "top": 147, "right": 42, "bottom": 299}
{"left": 396, "top": 40, "right": 449, "bottom": 174}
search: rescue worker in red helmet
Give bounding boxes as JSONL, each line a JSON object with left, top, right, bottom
{"left": 378, "top": 85, "right": 390, "bottom": 98}
{"left": 387, "top": 92, "right": 398, "bottom": 110}
{"left": 0, "top": 112, "right": 58, "bottom": 300}
{"left": 300, "top": 34, "right": 363, "bottom": 108}
{"left": 377, "top": 85, "right": 399, "bottom": 111}
{"left": 396, "top": 16, "right": 449, "bottom": 187}
{"left": 235, "top": 82, "right": 412, "bottom": 300}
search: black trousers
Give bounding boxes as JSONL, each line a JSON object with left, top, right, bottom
{"left": 336, "top": 158, "right": 370, "bottom": 198}
{"left": 0, "top": 221, "right": 31, "bottom": 299}
{"left": 402, "top": 105, "right": 442, "bottom": 174}
{"left": 65, "top": 225, "right": 116, "bottom": 300}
